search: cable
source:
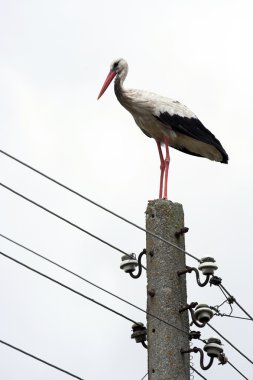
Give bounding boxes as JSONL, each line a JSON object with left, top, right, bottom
{"left": 207, "top": 323, "right": 253, "bottom": 365}
{"left": 3, "top": 233, "right": 250, "bottom": 373}
{"left": 0, "top": 250, "right": 140, "bottom": 326}
{"left": 1, "top": 242, "right": 249, "bottom": 377}
{"left": 227, "top": 361, "right": 249, "bottom": 380}
{"left": 0, "top": 149, "right": 200, "bottom": 262}
{"left": 2, "top": 151, "right": 252, "bottom": 372}
{"left": 219, "top": 284, "right": 253, "bottom": 321}
{"left": 0, "top": 182, "right": 146, "bottom": 270}
{"left": 217, "top": 314, "right": 252, "bottom": 321}
{"left": 211, "top": 291, "right": 252, "bottom": 321}
{"left": 2, "top": 149, "right": 253, "bottom": 321}
{"left": 190, "top": 365, "right": 207, "bottom": 380}
{"left": 140, "top": 373, "right": 147, "bottom": 380}
{"left": 0, "top": 233, "right": 188, "bottom": 336}
{"left": 212, "top": 310, "right": 252, "bottom": 321}
{"left": 217, "top": 285, "right": 233, "bottom": 315}
{"left": 0, "top": 339, "right": 84, "bottom": 379}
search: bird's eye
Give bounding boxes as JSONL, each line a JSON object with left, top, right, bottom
{"left": 113, "top": 61, "right": 119, "bottom": 69}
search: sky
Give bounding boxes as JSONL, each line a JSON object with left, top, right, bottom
{"left": 0, "top": 0, "right": 253, "bottom": 379}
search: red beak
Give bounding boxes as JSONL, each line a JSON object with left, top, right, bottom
{"left": 97, "top": 70, "right": 117, "bottom": 100}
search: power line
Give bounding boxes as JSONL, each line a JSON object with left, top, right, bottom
{"left": 0, "top": 149, "right": 200, "bottom": 262}
{"left": 216, "top": 314, "right": 252, "bottom": 321}
{"left": 0, "top": 233, "right": 188, "bottom": 336}
{"left": 0, "top": 339, "right": 85, "bottom": 380}
{"left": 4, "top": 150, "right": 252, "bottom": 318}
{"left": 2, "top": 231, "right": 252, "bottom": 370}
{"left": 227, "top": 361, "right": 249, "bottom": 380}
{"left": 3, "top": 234, "right": 253, "bottom": 370}
{"left": 0, "top": 241, "right": 209, "bottom": 380}
{"left": 219, "top": 284, "right": 253, "bottom": 321}
{"left": 2, "top": 149, "right": 253, "bottom": 323}
{"left": 211, "top": 288, "right": 252, "bottom": 321}
{"left": 4, "top": 233, "right": 252, "bottom": 379}
{"left": 213, "top": 280, "right": 253, "bottom": 323}
{"left": 207, "top": 323, "right": 253, "bottom": 365}
{"left": 0, "top": 182, "right": 146, "bottom": 269}
{"left": 219, "top": 314, "right": 252, "bottom": 321}
{"left": 140, "top": 373, "right": 147, "bottom": 380}
{"left": 190, "top": 366, "right": 207, "bottom": 380}
{"left": 2, "top": 152, "right": 252, "bottom": 368}
{"left": 0, "top": 250, "right": 140, "bottom": 326}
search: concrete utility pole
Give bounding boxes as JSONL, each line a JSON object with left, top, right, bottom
{"left": 146, "top": 199, "right": 190, "bottom": 380}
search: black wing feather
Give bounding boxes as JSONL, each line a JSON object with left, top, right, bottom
{"left": 154, "top": 112, "right": 228, "bottom": 163}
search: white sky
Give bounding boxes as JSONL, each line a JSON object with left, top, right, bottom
{"left": 0, "top": 1, "right": 253, "bottom": 379}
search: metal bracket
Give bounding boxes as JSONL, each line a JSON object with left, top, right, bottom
{"left": 181, "top": 337, "right": 227, "bottom": 370}
{"left": 189, "top": 330, "right": 201, "bottom": 340}
{"left": 178, "top": 266, "right": 210, "bottom": 287}
{"left": 181, "top": 347, "right": 214, "bottom": 370}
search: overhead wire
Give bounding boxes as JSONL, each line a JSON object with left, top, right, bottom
{"left": 2, "top": 233, "right": 252, "bottom": 375}
{"left": 0, "top": 339, "right": 85, "bottom": 380}
{"left": 2, "top": 149, "right": 253, "bottom": 320}
{"left": 211, "top": 287, "right": 252, "bottom": 321}
{"left": 227, "top": 360, "right": 249, "bottom": 380}
{"left": 2, "top": 150, "right": 253, "bottom": 320}
{"left": 0, "top": 149, "right": 200, "bottom": 262}
{"left": 0, "top": 182, "right": 146, "bottom": 270}
{"left": 219, "top": 284, "right": 253, "bottom": 321}
{"left": 207, "top": 323, "right": 253, "bottom": 365}
{"left": 0, "top": 250, "right": 140, "bottom": 326}
{"left": 1, "top": 150, "right": 253, "bottom": 377}
{"left": 0, "top": 233, "right": 188, "bottom": 336}
{"left": 215, "top": 314, "right": 252, "bottom": 321}
{"left": 0, "top": 246, "right": 207, "bottom": 380}
{"left": 190, "top": 366, "right": 207, "bottom": 380}
{"left": 211, "top": 278, "right": 253, "bottom": 322}
{"left": 217, "top": 285, "right": 233, "bottom": 315}
{"left": 3, "top": 177, "right": 253, "bottom": 326}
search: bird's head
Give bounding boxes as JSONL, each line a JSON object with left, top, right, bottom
{"left": 97, "top": 58, "right": 128, "bottom": 99}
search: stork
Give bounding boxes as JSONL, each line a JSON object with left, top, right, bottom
{"left": 97, "top": 58, "right": 228, "bottom": 199}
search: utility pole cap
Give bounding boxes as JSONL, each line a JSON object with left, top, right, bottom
{"left": 194, "top": 304, "right": 214, "bottom": 324}
{"left": 198, "top": 257, "right": 218, "bottom": 275}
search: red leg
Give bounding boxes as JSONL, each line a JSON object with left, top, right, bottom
{"left": 156, "top": 141, "right": 165, "bottom": 199}
{"left": 163, "top": 136, "right": 170, "bottom": 199}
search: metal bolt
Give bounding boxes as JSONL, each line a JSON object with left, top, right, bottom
{"left": 179, "top": 302, "right": 198, "bottom": 313}
{"left": 175, "top": 227, "right": 189, "bottom": 237}
{"left": 148, "top": 289, "right": 155, "bottom": 297}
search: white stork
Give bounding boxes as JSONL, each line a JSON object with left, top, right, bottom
{"left": 98, "top": 58, "right": 228, "bottom": 199}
